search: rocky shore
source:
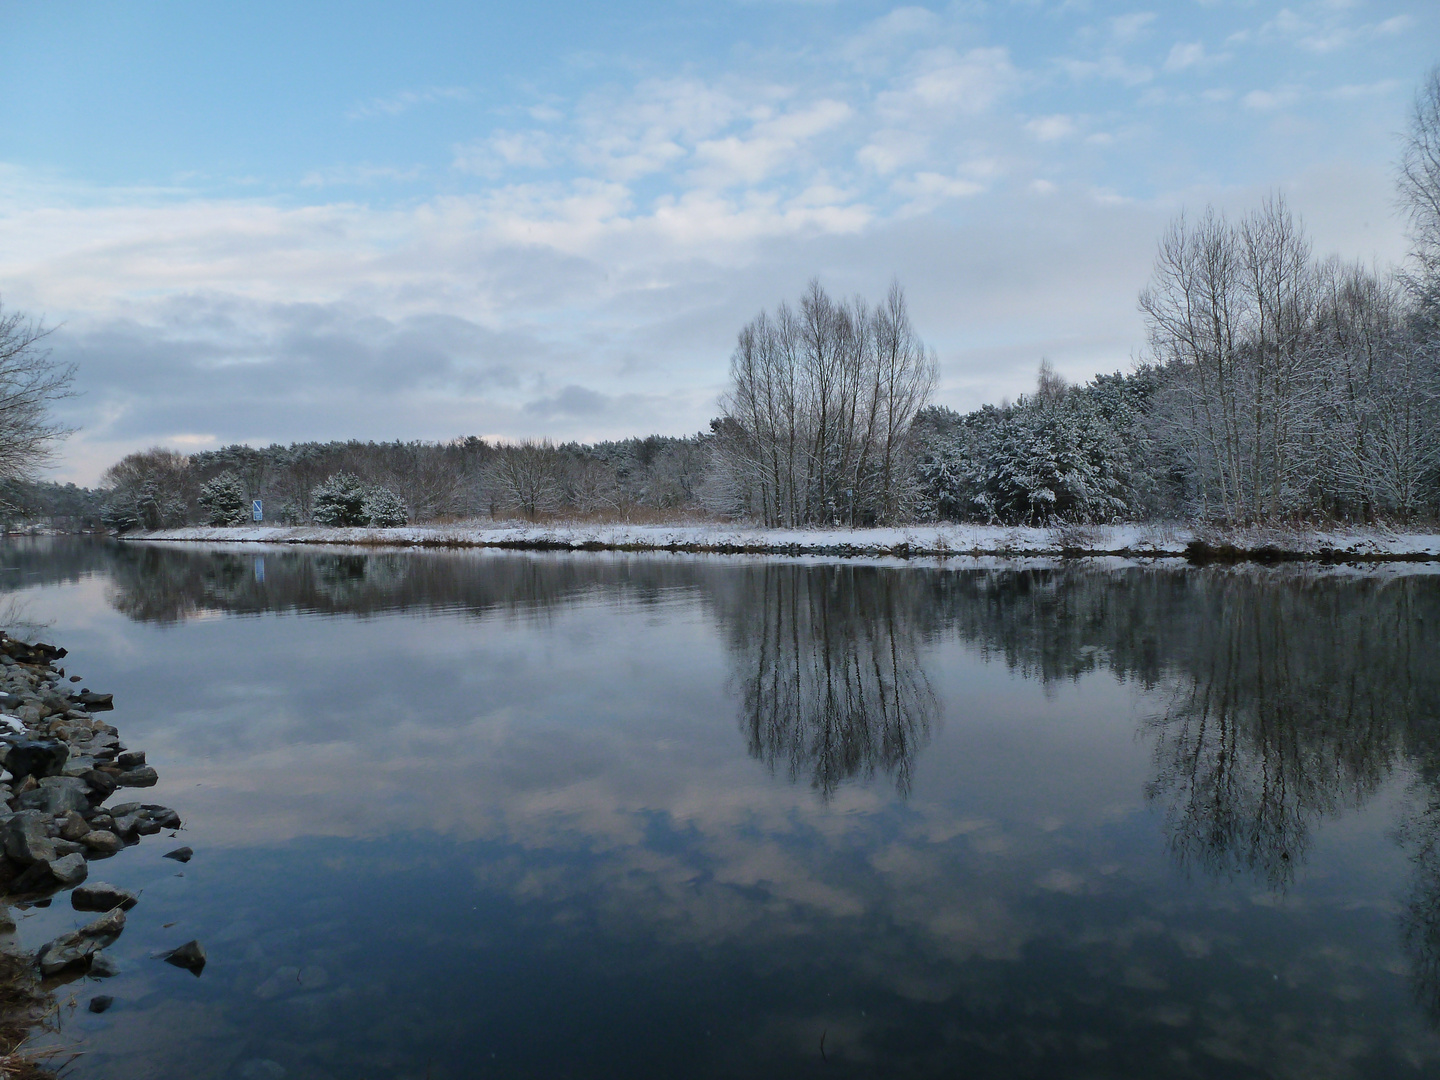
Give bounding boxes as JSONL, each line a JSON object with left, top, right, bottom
{"left": 0, "top": 632, "right": 194, "bottom": 1076}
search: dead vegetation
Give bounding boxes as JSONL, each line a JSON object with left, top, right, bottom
{"left": 0, "top": 950, "right": 62, "bottom": 1080}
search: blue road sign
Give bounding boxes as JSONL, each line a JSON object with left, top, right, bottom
{"left": 252, "top": 499, "right": 263, "bottom": 522}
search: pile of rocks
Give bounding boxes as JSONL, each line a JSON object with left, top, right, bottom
{"left": 0, "top": 633, "right": 192, "bottom": 980}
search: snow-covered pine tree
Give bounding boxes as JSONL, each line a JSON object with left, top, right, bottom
{"left": 197, "top": 471, "right": 250, "bottom": 526}
{"left": 311, "top": 473, "right": 370, "bottom": 526}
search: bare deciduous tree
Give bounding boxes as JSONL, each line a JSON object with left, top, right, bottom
{"left": 716, "top": 279, "right": 936, "bottom": 526}
{"left": 1400, "top": 66, "right": 1440, "bottom": 288}
{"left": 0, "top": 300, "right": 74, "bottom": 490}
{"left": 486, "top": 440, "right": 566, "bottom": 519}
{"left": 1141, "top": 197, "right": 1333, "bottom": 522}
{"left": 101, "top": 448, "right": 195, "bottom": 530}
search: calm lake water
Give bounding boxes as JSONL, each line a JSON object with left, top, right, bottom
{"left": 3, "top": 537, "right": 1440, "bottom": 1079}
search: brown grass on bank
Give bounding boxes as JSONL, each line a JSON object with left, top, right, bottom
{"left": 0, "top": 952, "right": 62, "bottom": 1080}
{"left": 429, "top": 507, "right": 727, "bottom": 527}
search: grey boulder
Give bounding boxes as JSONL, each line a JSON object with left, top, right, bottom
{"left": 3, "top": 810, "right": 56, "bottom": 865}
{"left": 114, "top": 766, "right": 158, "bottom": 788}
{"left": 80, "top": 830, "right": 123, "bottom": 855}
{"left": 36, "top": 908, "right": 126, "bottom": 976}
{"left": 46, "top": 852, "right": 88, "bottom": 886}
{"left": 3, "top": 740, "right": 69, "bottom": 781}
{"left": 72, "top": 883, "right": 138, "bottom": 912}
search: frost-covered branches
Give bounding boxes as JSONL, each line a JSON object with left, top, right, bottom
{"left": 1138, "top": 197, "right": 1326, "bottom": 522}
{"left": 1136, "top": 195, "right": 1439, "bottom": 523}
{"left": 1401, "top": 67, "right": 1440, "bottom": 291}
{"left": 714, "top": 279, "right": 937, "bottom": 526}
{"left": 311, "top": 473, "right": 408, "bottom": 527}
{"left": 101, "top": 448, "right": 195, "bottom": 531}
{"left": 484, "top": 441, "right": 565, "bottom": 519}
{"left": 914, "top": 365, "right": 1152, "bottom": 526}
{"left": 0, "top": 299, "right": 74, "bottom": 491}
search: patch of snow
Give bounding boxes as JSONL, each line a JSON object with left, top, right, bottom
{"left": 119, "top": 520, "right": 1440, "bottom": 563}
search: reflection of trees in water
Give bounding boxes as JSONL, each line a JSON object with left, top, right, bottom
{"left": 0, "top": 535, "right": 117, "bottom": 593}
{"left": 1139, "top": 575, "right": 1422, "bottom": 889}
{"left": 926, "top": 568, "right": 1437, "bottom": 890}
{"left": 1395, "top": 699, "right": 1440, "bottom": 1023}
{"left": 100, "top": 543, "right": 706, "bottom": 625}
{"left": 86, "top": 541, "right": 1440, "bottom": 1016}
{"left": 1399, "top": 794, "right": 1440, "bottom": 1021}
{"left": 934, "top": 565, "right": 1440, "bottom": 1017}
{"left": 104, "top": 543, "right": 942, "bottom": 800}
{"left": 715, "top": 566, "right": 938, "bottom": 799}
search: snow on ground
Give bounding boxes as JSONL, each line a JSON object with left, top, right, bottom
{"left": 123, "top": 521, "right": 1440, "bottom": 561}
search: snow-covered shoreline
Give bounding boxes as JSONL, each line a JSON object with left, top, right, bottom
{"left": 119, "top": 521, "right": 1440, "bottom": 562}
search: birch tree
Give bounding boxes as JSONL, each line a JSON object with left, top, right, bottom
{"left": 716, "top": 280, "right": 936, "bottom": 525}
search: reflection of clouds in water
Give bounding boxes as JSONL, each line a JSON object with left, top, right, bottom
{"left": 20, "top": 542, "right": 1440, "bottom": 1072}
{"left": 143, "top": 682, "right": 1044, "bottom": 1004}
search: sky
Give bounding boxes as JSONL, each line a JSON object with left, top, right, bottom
{"left": 0, "top": 0, "right": 1434, "bottom": 485}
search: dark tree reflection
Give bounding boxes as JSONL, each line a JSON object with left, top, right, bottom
{"left": 915, "top": 567, "right": 1435, "bottom": 893}
{"left": 95, "top": 543, "right": 706, "bottom": 624}
{"left": 713, "top": 565, "right": 938, "bottom": 799}
{"left": 1400, "top": 793, "right": 1440, "bottom": 1021}
{"left": 1139, "top": 574, "right": 1420, "bottom": 889}
{"left": 51, "top": 540, "right": 1440, "bottom": 1019}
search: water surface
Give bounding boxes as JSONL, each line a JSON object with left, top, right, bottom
{"left": 4, "top": 538, "right": 1439, "bottom": 1079}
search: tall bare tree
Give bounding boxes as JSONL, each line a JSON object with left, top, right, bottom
{"left": 717, "top": 279, "right": 936, "bottom": 526}
{"left": 1400, "top": 66, "right": 1440, "bottom": 294}
{"left": 1140, "top": 208, "right": 1250, "bottom": 521}
{"left": 0, "top": 299, "right": 74, "bottom": 491}
{"left": 1141, "top": 198, "right": 1332, "bottom": 522}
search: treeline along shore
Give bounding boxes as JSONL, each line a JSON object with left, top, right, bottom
{"left": 56, "top": 212, "right": 1440, "bottom": 555}
{"left": 0, "top": 632, "right": 196, "bottom": 1078}
{"left": 13, "top": 71, "right": 1440, "bottom": 552}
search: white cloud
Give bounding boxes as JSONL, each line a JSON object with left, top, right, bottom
{"left": 892, "top": 170, "right": 987, "bottom": 215}
{"left": 1242, "top": 86, "right": 1303, "bottom": 111}
{"left": 574, "top": 78, "right": 746, "bottom": 182}
{"left": 1059, "top": 55, "right": 1154, "bottom": 87}
{"left": 1326, "top": 80, "right": 1400, "bottom": 101}
{"left": 298, "top": 164, "right": 425, "bottom": 188}
{"left": 690, "top": 100, "right": 853, "bottom": 187}
{"left": 1375, "top": 14, "right": 1414, "bottom": 35}
{"left": 1026, "top": 115, "right": 1078, "bottom": 142}
{"left": 453, "top": 130, "right": 554, "bottom": 177}
{"left": 1250, "top": 3, "right": 1416, "bottom": 55}
{"left": 346, "top": 86, "right": 472, "bottom": 121}
{"left": 878, "top": 47, "right": 1018, "bottom": 118}
{"left": 1164, "top": 41, "right": 1229, "bottom": 72}
{"left": 856, "top": 130, "right": 929, "bottom": 175}
{"left": 1110, "top": 12, "right": 1158, "bottom": 43}
{"left": 841, "top": 5, "right": 943, "bottom": 69}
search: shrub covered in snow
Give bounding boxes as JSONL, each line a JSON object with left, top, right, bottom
{"left": 312, "top": 473, "right": 409, "bottom": 527}
{"left": 362, "top": 485, "right": 408, "bottom": 527}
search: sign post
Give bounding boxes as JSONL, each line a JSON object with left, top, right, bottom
{"left": 252, "top": 499, "right": 263, "bottom": 523}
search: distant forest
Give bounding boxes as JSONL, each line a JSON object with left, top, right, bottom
{"left": 16, "top": 70, "right": 1440, "bottom": 533}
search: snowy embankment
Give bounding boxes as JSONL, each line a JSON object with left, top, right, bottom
{"left": 122, "top": 521, "right": 1440, "bottom": 562}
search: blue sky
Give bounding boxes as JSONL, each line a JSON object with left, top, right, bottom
{"left": 0, "top": 0, "right": 1433, "bottom": 483}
